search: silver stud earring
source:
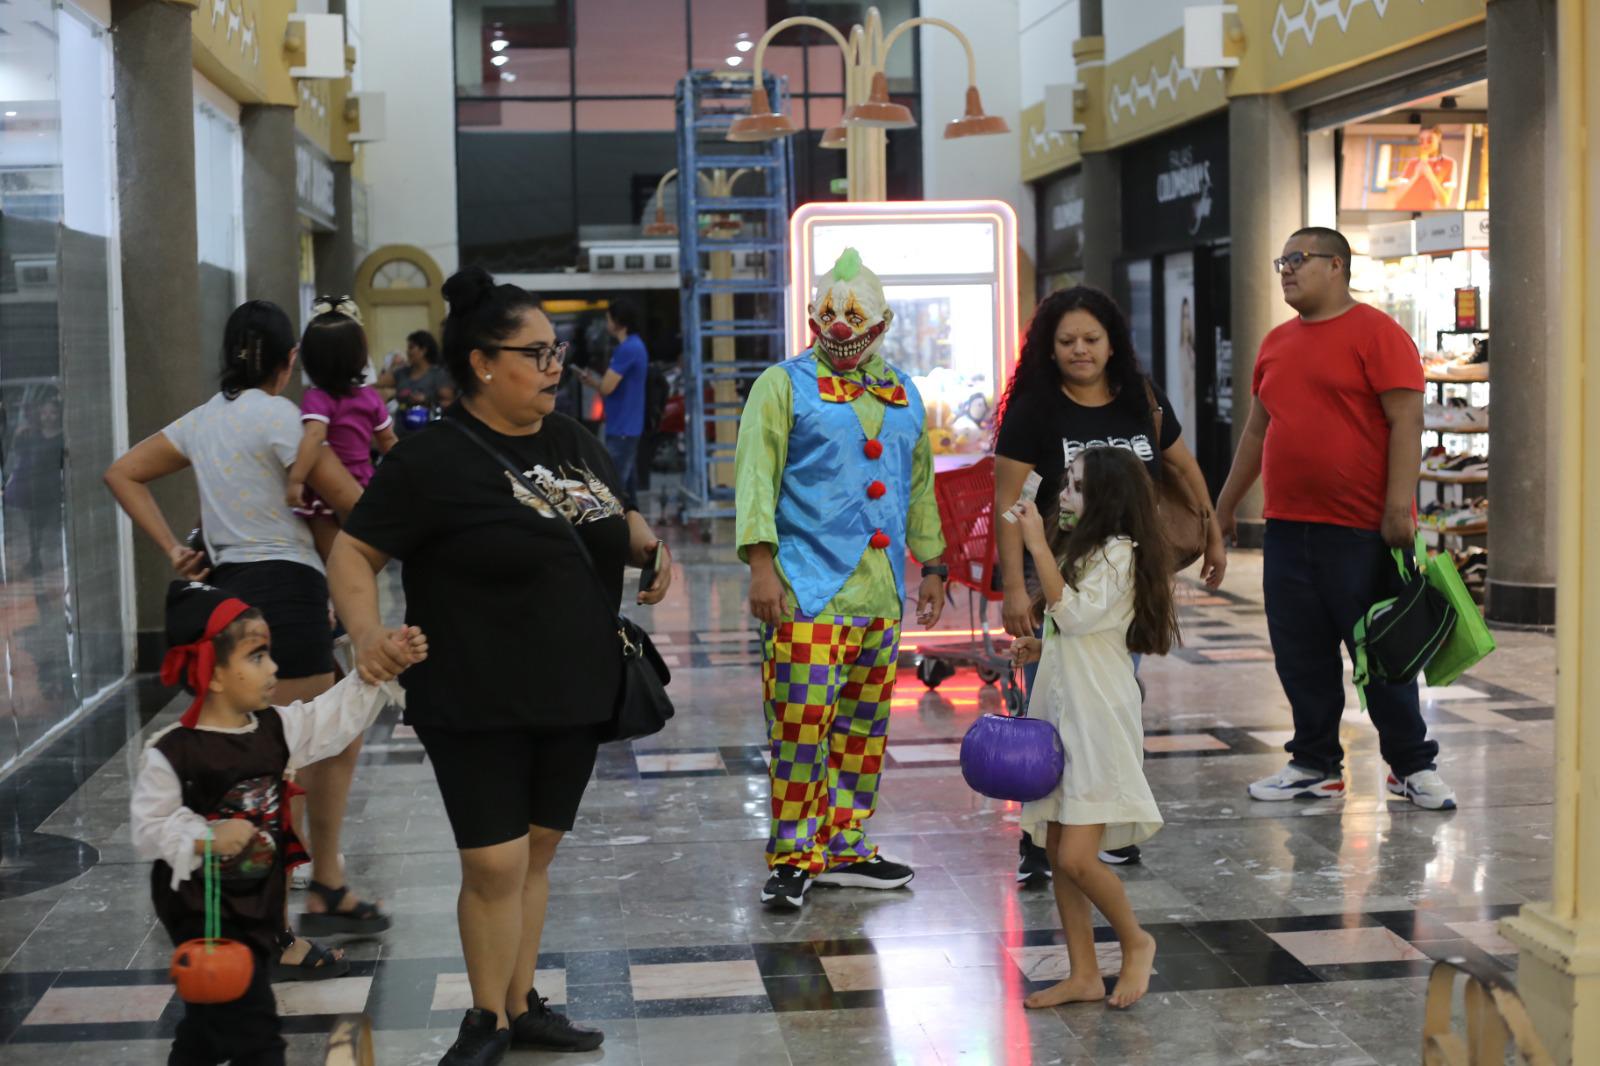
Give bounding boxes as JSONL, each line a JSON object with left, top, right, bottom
{"left": 482, "top": 374, "right": 493, "bottom": 382}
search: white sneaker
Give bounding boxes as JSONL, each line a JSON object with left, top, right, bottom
{"left": 1247, "top": 763, "right": 1346, "bottom": 802}
{"left": 1387, "top": 770, "right": 1457, "bottom": 810}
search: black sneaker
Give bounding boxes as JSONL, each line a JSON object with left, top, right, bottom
{"left": 760, "top": 865, "right": 810, "bottom": 909}
{"left": 1017, "top": 832, "right": 1051, "bottom": 884}
{"left": 814, "top": 855, "right": 914, "bottom": 889}
{"left": 510, "top": 989, "right": 603, "bottom": 1052}
{"left": 1098, "top": 845, "right": 1142, "bottom": 866}
{"left": 440, "top": 1008, "right": 510, "bottom": 1066}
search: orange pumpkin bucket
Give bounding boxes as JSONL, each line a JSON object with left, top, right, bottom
{"left": 170, "top": 831, "right": 255, "bottom": 1004}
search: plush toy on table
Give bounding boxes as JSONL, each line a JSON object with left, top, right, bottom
{"left": 734, "top": 247, "right": 950, "bottom": 910}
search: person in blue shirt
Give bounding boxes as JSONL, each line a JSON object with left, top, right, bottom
{"left": 577, "top": 299, "right": 648, "bottom": 507}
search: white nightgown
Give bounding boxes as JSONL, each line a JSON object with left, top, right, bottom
{"left": 1018, "top": 537, "right": 1163, "bottom": 851}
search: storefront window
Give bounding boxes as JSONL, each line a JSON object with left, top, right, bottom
{"left": 194, "top": 95, "right": 244, "bottom": 369}
{"left": 0, "top": 0, "right": 128, "bottom": 770}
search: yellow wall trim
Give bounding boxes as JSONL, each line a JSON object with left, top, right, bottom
{"left": 1101, "top": 29, "right": 1228, "bottom": 150}
{"left": 1019, "top": 101, "right": 1083, "bottom": 182}
{"left": 1246, "top": 0, "right": 1487, "bottom": 94}
{"left": 190, "top": 0, "right": 295, "bottom": 107}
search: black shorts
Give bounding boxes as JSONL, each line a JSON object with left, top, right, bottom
{"left": 210, "top": 561, "right": 335, "bottom": 680}
{"left": 415, "top": 724, "right": 602, "bottom": 848}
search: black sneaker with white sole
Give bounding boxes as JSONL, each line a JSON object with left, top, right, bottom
{"left": 760, "top": 865, "right": 810, "bottom": 909}
{"left": 1098, "top": 845, "right": 1141, "bottom": 865}
{"left": 1017, "top": 832, "right": 1051, "bottom": 884}
{"left": 814, "top": 855, "right": 914, "bottom": 889}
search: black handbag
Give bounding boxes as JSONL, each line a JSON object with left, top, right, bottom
{"left": 445, "top": 418, "right": 675, "bottom": 742}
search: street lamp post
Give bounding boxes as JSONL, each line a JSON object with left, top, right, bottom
{"left": 727, "top": 6, "right": 1008, "bottom": 201}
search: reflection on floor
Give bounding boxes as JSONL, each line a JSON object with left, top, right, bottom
{"left": 0, "top": 531, "right": 1558, "bottom": 1065}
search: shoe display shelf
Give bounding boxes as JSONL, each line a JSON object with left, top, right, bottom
{"left": 1419, "top": 337, "right": 1489, "bottom": 550}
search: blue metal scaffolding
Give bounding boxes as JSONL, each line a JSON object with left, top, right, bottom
{"left": 673, "top": 70, "right": 794, "bottom": 536}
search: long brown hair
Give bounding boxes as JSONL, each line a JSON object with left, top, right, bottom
{"left": 1030, "top": 446, "right": 1180, "bottom": 656}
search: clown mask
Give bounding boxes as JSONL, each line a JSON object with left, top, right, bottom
{"left": 808, "top": 247, "right": 893, "bottom": 373}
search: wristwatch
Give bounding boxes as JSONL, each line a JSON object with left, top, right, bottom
{"left": 921, "top": 563, "right": 950, "bottom": 580}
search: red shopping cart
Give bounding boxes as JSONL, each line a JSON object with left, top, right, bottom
{"left": 914, "top": 456, "right": 1022, "bottom": 710}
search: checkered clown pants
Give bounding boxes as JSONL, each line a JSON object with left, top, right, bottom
{"left": 761, "top": 614, "right": 900, "bottom": 873}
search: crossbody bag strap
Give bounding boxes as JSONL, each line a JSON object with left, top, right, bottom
{"left": 444, "top": 417, "right": 617, "bottom": 616}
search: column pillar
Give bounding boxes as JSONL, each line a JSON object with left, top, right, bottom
{"left": 313, "top": 163, "right": 358, "bottom": 297}
{"left": 1226, "top": 93, "right": 1302, "bottom": 547}
{"left": 1484, "top": 0, "right": 1559, "bottom": 626}
{"left": 241, "top": 105, "right": 301, "bottom": 328}
{"left": 1500, "top": 1, "right": 1600, "bottom": 1063}
{"left": 1075, "top": 2, "right": 1117, "bottom": 292}
{"left": 110, "top": 0, "right": 204, "bottom": 664}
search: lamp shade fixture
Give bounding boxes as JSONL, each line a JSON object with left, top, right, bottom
{"left": 944, "top": 86, "right": 1009, "bottom": 139}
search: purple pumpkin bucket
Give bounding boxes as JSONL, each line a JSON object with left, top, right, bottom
{"left": 959, "top": 713, "right": 1065, "bottom": 802}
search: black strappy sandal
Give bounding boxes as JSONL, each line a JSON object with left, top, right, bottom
{"left": 298, "top": 881, "right": 393, "bottom": 937}
{"left": 271, "top": 929, "right": 353, "bottom": 982}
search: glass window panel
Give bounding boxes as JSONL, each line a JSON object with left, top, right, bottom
{"left": 457, "top": 1, "right": 572, "bottom": 97}
{"left": 576, "top": 128, "right": 677, "bottom": 228}
{"left": 806, "top": 44, "right": 844, "bottom": 95}
{"left": 575, "top": 0, "right": 687, "bottom": 96}
{"left": 691, "top": 0, "right": 803, "bottom": 88}
{"left": 458, "top": 99, "right": 570, "bottom": 131}
{"left": 574, "top": 99, "right": 676, "bottom": 133}
{"left": 457, "top": 102, "right": 574, "bottom": 272}
{"left": 806, "top": 95, "right": 843, "bottom": 130}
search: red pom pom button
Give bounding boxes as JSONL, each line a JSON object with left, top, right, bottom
{"left": 869, "top": 530, "right": 891, "bottom": 550}
{"left": 863, "top": 439, "right": 884, "bottom": 460}
{"left": 867, "top": 480, "right": 887, "bottom": 500}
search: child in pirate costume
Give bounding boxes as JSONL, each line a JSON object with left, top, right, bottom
{"left": 736, "top": 248, "right": 948, "bottom": 910}
{"left": 131, "top": 581, "right": 426, "bottom": 1064}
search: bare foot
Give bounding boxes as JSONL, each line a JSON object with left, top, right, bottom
{"left": 1023, "top": 975, "right": 1106, "bottom": 1009}
{"left": 1108, "top": 931, "right": 1156, "bottom": 1008}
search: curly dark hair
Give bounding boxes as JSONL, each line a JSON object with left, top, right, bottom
{"left": 995, "top": 286, "right": 1151, "bottom": 442}
{"left": 1030, "top": 446, "right": 1179, "bottom": 656}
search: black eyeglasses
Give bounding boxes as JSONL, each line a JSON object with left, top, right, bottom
{"left": 495, "top": 341, "right": 569, "bottom": 372}
{"left": 1273, "top": 251, "right": 1337, "bottom": 273}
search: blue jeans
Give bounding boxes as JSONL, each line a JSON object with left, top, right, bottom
{"left": 605, "top": 433, "right": 640, "bottom": 510}
{"left": 1263, "top": 520, "right": 1438, "bottom": 777}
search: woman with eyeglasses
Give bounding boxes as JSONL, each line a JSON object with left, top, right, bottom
{"left": 327, "top": 266, "right": 673, "bottom": 1066}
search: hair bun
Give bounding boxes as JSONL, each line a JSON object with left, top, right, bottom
{"left": 442, "top": 266, "right": 497, "bottom": 319}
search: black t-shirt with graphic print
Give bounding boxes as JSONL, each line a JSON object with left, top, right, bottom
{"left": 995, "top": 380, "right": 1182, "bottom": 505}
{"left": 343, "top": 405, "right": 630, "bottom": 730}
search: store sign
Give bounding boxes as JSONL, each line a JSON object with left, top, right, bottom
{"left": 1367, "top": 220, "right": 1416, "bottom": 260}
{"left": 295, "top": 138, "right": 337, "bottom": 231}
{"left": 1039, "top": 168, "right": 1085, "bottom": 274}
{"left": 1455, "top": 287, "right": 1481, "bottom": 331}
{"left": 1120, "top": 113, "right": 1230, "bottom": 253}
{"left": 1415, "top": 211, "right": 1489, "bottom": 254}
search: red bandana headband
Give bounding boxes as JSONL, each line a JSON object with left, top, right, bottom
{"left": 160, "top": 598, "right": 253, "bottom": 728}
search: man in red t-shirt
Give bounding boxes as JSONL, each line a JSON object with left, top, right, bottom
{"left": 1216, "top": 227, "right": 1454, "bottom": 811}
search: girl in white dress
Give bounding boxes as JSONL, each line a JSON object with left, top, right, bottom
{"left": 1008, "top": 445, "right": 1179, "bottom": 1010}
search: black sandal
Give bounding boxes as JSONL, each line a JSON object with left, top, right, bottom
{"left": 271, "top": 930, "right": 353, "bottom": 982}
{"left": 298, "top": 880, "right": 393, "bottom": 937}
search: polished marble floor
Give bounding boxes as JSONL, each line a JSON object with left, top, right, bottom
{"left": 0, "top": 515, "right": 1559, "bottom": 1065}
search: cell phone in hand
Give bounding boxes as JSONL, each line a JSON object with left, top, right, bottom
{"left": 1001, "top": 471, "right": 1044, "bottom": 523}
{"left": 638, "top": 542, "right": 666, "bottom": 598}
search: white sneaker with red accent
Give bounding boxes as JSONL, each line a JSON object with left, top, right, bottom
{"left": 1247, "top": 764, "right": 1346, "bottom": 801}
{"left": 1387, "top": 770, "right": 1457, "bottom": 810}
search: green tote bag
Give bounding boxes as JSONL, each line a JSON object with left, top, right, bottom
{"left": 1422, "top": 547, "right": 1497, "bottom": 687}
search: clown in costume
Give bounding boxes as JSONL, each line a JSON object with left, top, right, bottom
{"left": 735, "top": 248, "right": 948, "bottom": 910}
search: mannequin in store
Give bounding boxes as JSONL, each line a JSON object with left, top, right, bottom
{"left": 734, "top": 247, "right": 948, "bottom": 911}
